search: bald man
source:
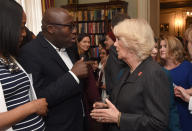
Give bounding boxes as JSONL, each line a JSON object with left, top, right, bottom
{"left": 18, "top": 8, "right": 88, "bottom": 131}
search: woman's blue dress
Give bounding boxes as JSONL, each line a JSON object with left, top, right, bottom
{"left": 169, "top": 61, "right": 192, "bottom": 131}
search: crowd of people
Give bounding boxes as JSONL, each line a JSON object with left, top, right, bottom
{"left": 1, "top": 0, "right": 192, "bottom": 131}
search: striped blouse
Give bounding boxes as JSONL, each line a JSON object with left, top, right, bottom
{"left": 0, "top": 64, "right": 45, "bottom": 131}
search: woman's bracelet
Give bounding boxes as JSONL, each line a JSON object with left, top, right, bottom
{"left": 117, "top": 112, "right": 121, "bottom": 127}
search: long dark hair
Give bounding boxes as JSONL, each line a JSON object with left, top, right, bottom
{"left": 77, "top": 34, "right": 91, "bottom": 61}
{"left": 0, "top": 0, "right": 23, "bottom": 57}
{"left": 77, "top": 34, "right": 91, "bottom": 43}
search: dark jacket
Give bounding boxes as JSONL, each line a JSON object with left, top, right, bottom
{"left": 104, "top": 45, "right": 127, "bottom": 97}
{"left": 18, "top": 32, "right": 84, "bottom": 131}
{"left": 109, "top": 57, "right": 170, "bottom": 131}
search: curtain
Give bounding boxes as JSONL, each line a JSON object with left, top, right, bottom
{"left": 15, "top": 0, "right": 43, "bottom": 35}
{"left": 41, "top": 0, "right": 55, "bottom": 13}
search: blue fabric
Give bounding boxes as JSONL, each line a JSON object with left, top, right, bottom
{"left": 163, "top": 68, "right": 181, "bottom": 131}
{"left": 169, "top": 61, "right": 192, "bottom": 131}
{"left": 116, "top": 68, "right": 126, "bottom": 81}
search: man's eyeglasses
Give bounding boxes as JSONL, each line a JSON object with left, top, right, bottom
{"left": 49, "top": 22, "right": 76, "bottom": 30}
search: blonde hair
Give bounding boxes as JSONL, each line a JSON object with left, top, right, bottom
{"left": 113, "top": 19, "right": 155, "bottom": 61}
{"left": 160, "top": 35, "right": 185, "bottom": 63}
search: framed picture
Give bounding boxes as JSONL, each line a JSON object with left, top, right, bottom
{"left": 186, "top": 17, "right": 192, "bottom": 29}
{"left": 160, "top": 23, "right": 169, "bottom": 32}
{"left": 68, "top": 0, "right": 78, "bottom": 4}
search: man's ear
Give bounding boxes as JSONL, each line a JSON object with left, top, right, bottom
{"left": 47, "top": 25, "right": 56, "bottom": 34}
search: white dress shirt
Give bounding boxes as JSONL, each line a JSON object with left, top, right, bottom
{"left": 46, "top": 40, "right": 85, "bottom": 116}
{"left": 46, "top": 39, "right": 79, "bottom": 84}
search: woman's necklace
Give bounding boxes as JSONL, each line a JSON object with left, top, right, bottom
{"left": 0, "top": 56, "right": 20, "bottom": 73}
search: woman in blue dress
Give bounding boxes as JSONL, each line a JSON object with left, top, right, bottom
{"left": 0, "top": 1, "right": 48, "bottom": 130}
{"left": 159, "top": 35, "right": 192, "bottom": 131}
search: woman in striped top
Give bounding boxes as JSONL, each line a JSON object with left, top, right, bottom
{"left": 0, "top": 1, "right": 48, "bottom": 130}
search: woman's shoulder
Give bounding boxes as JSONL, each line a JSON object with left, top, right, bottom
{"left": 182, "top": 60, "right": 192, "bottom": 66}
{"left": 140, "top": 57, "right": 167, "bottom": 77}
{"left": 179, "top": 60, "right": 192, "bottom": 70}
{"left": 145, "top": 58, "right": 163, "bottom": 72}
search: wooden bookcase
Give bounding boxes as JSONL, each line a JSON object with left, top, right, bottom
{"left": 62, "top": 1, "right": 128, "bottom": 58}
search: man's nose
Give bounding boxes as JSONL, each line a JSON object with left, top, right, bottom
{"left": 72, "top": 27, "right": 77, "bottom": 34}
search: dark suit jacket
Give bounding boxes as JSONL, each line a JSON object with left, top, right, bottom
{"left": 104, "top": 45, "right": 127, "bottom": 97}
{"left": 18, "top": 33, "right": 84, "bottom": 131}
{"left": 109, "top": 57, "right": 170, "bottom": 131}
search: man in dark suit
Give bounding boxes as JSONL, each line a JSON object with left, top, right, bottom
{"left": 18, "top": 8, "right": 89, "bottom": 131}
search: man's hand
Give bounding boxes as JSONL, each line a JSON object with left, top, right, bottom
{"left": 71, "top": 58, "right": 89, "bottom": 78}
{"left": 32, "top": 98, "right": 48, "bottom": 116}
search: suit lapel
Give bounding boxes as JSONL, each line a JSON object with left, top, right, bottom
{"left": 38, "top": 33, "right": 70, "bottom": 71}
{"left": 111, "top": 67, "right": 130, "bottom": 104}
{"left": 111, "top": 57, "right": 151, "bottom": 105}
{"left": 126, "top": 57, "right": 151, "bottom": 83}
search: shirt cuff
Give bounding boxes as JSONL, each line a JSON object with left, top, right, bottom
{"left": 69, "top": 71, "right": 80, "bottom": 84}
{"left": 189, "top": 97, "right": 192, "bottom": 112}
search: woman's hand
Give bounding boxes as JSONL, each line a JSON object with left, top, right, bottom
{"left": 32, "top": 98, "right": 48, "bottom": 116}
{"left": 174, "top": 86, "right": 190, "bottom": 102}
{"left": 90, "top": 99, "right": 120, "bottom": 123}
{"left": 93, "top": 101, "right": 108, "bottom": 109}
{"left": 185, "top": 88, "right": 192, "bottom": 96}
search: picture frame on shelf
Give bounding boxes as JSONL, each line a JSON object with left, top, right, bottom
{"left": 186, "top": 17, "right": 192, "bottom": 29}
{"left": 160, "top": 23, "right": 169, "bottom": 32}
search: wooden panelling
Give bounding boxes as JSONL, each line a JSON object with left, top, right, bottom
{"left": 160, "top": 1, "right": 192, "bottom": 9}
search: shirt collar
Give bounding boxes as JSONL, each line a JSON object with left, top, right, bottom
{"left": 45, "top": 38, "right": 66, "bottom": 52}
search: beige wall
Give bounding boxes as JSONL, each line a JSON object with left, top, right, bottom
{"left": 150, "top": 0, "right": 160, "bottom": 37}
{"left": 160, "top": 10, "right": 177, "bottom": 36}
{"left": 160, "top": 8, "right": 188, "bottom": 37}
{"left": 138, "top": 0, "right": 160, "bottom": 37}
{"left": 124, "top": 0, "right": 138, "bottom": 18}
{"left": 138, "top": 0, "right": 150, "bottom": 20}
{"left": 55, "top": 0, "right": 67, "bottom": 7}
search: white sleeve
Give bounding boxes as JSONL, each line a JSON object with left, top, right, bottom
{"left": 69, "top": 71, "right": 80, "bottom": 84}
{"left": 28, "top": 74, "right": 37, "bottom": 101}
{"left": 189, "top": 97, "right": 192, "bottom": 114}
{"left": 0, "top": 82, "right": 13, "bottom": 131}
{"left": 0, "top": 82, "right": 8, "bottom": 113}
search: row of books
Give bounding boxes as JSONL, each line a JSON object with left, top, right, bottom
{"left": 69, "top": 8, "right": 124, "bottom": 21}
{"left": 107, "top": 8, "right": 124, "bottom": 20}
{"left": 78, "top": 22, "right": 105, "bottom": 34}
{"left": 77, "top": 10, "right": 105, "bottom": 21}
{"left": 89, "top": 35, "right": 104, "bottom": 46}
{"left": 89, "top": 47, "right": 100, "bottom": 58}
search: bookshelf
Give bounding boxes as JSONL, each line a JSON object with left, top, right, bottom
{"left": 62, "top": 1, "right": 128, "bottom": 58}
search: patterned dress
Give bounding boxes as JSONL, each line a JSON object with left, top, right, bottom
{"left": 0, "top": 61, "right": 45, "bottom": 131}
